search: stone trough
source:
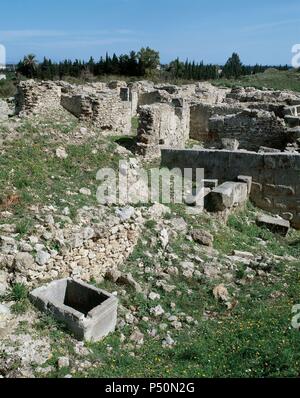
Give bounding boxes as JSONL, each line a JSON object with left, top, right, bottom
{"left": 30, "top": 279, "right": 118, "bottom": 342}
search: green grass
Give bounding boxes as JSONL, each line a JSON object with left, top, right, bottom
{"left": 213, "top": 203, "right": 300, "bottom": 258}
{"left": 2, "top": 112, "right": 300, "bottom": 378}
{"left": 4, "top": 283, "right": 30, "bottom": 314}
{"left": 0, "top": 119, "right": 123, "bottom": 224}
{"left": 0, "top": 77, "right": 16, "bottom": 98}
{"left": 214, "top": 69, "right": 300, "bottom": 92}
{"left": 12, "top": 198, "right": 298, "bottom": 378}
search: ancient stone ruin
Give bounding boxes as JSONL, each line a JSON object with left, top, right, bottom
{"left": 30, "top": 279, "right": 118, "bottom": 342}
{"left": 12, "top": 79, "right": 300, "bottom": 231}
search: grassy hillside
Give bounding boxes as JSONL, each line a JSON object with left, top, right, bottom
{"left": 214, "top": 69, "right": 300, "bottom": 92}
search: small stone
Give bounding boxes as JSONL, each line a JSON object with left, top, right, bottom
{"left": 106, "top": 268, "right": 122, "bottom": 283}
{"left": 36, "top": 250, "right": 51, "bottom": 266}
{"left": 162, "top": 334, "right": 175, "bottom": 347}
{"left": 160, "top": 229, "right": 169, "bottom": 249}
{"left": 79, "top": 188, "right": 92, "bottom": 196}
{"left": 62, "top": 207, "right": 70, "bottom": 216}
{"left": 116, "top": 207, "right": 135, "bottom": 221}
{"left": 148, "top": 292, "right": 161, "bottom": 301}
{"left": 213, "top": 284, "right": 230, "bottom": 302}
{"left": 130, "top": 330, "right": 144, "bottom": 345}
{"left": 118, "top": 273, "right": 142, "bottom": 293}
{"left": 171, "top": 321, "right": 182, "bottom": 330}
{"left": 191, "top": 230, "right": 214, "bottom": 247}
{"left": 0, "top": 304, "right": 11, "bottom": 315}
{"left": 56, "top": 147, "right": 68, "bottom": 160}
{"left": 14, "top": 252, "right": 35, "bottom": 271}
{"left": 150, "top": 305, "right": 165, "bottom": 317}
{"left": 57, "top": 357, "right": 70, "bottom": 369}
{"left": 125, "top": 313, "right": 135, "bottom": 324}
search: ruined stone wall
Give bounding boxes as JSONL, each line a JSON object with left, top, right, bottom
{"left": 137, "top": 100, "right": 190, "bottom": 158}
{"left": 0, "top": 207, "right": 142, "bottom": 287}
{"left": 226, "top": 86, "right": 300, "bottom": 104}
{"left": 189, "top": 103, "right": 245, "bottom": 142}
{"left": 161, "top": 148, "right": 300, "bottom": 229}
{"left": 15, "top": 80, "right": 62, "bottom": 116}
{"left": 61, "top": 92, "right": 132, "bottom": 135}
{"left": 208, "top": 109, "right": 287, "bottom": 151}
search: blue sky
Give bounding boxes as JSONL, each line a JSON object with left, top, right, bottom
{"left": 1, "top": 0, "right": 300, "bottom": 65}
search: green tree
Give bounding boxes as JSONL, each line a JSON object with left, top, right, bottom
{"left": 17, "top": 54, "right": 38, "bottom": 78}
{"left": 138, "top": 47, "right": 160, "bottom": 77}
{"left": 223, "top": 52, "right": 243, "bottom": 79}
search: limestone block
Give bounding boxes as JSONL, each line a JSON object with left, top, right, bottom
{"left": 256, "top": 214, "right": 290, "bottom": 236}
{"left": 30, "top": 279, "right": 118, "bottom": 342}
{"left": 206, "top": 182, "right": 248, "bottom": 212}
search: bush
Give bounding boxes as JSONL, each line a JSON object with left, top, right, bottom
{"left": 0, "top": 79, "right": 16, "bottom": 98}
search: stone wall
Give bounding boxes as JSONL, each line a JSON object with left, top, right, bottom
{"left": 15, "top": 80, "right": 62, "bottom": 116}
{"left": 208, "top": 109, "right": 287, "bottom": 151}
{"left": 61, "top": 92, "right": 132, "bottom": 135}
{"left": 161, "top": 148, "right": 300, "bottom": 229}
{"left": 226, "top": 86, "right": 300, "bottom": 104}
{"left": 189, "top": 103, "right": 244, "bottom": 142}
{"left": 137, "top": 100, "right": 190, "bottom": 158}
{"left": 0, "top": 206, "right": 142, "bottom": 287}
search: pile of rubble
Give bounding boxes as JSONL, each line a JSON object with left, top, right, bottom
{"left": 0, "top": 205, "right": 143, "bottom": 290}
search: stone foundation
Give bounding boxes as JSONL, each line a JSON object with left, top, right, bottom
{"left": 137, "top": 100, "right": 190, "bottom": 158}
{"left": 161, "top": 148, "right": 300, "bottom": 229}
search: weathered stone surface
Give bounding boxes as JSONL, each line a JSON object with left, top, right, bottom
{"left": 137, "top": 101, "right": 190, "bottom": 158}
{"left": 256, "top": 214, "right": 290, "bottom": 236}
{"left": 191, "top": 230, "right": 214, "bottom": 247}
{"left": 30, "top": 279, "right": 118, "bottom": 342}
{"left": 206, "top": 182, "right": 249, "bottom": 212}
{"left": 209, "top": 109, "right": 287, "bottom": 151}
{"left": 15, "top": 80, "right": 62, "bottom": 116}
{"left": 161, "top": 149, "right": 300, "bottom": 229}
{"left": 221, "top": 138, "right": 239, "bottom": 151}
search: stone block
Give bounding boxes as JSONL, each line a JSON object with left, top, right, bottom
{"left": 30, "top": 279, "right": 118, "bottom": 342}
{"left": 206, "top": 181, "right": 249, "bottom": 212}
{"left": 256, "top": 214, "right": 290, "bottom": 236}
{"left": 221, "top": 138, "right": 239, "bottom": 151}
{"left": 237, "top": 175, "right": 253, "bottom": 194}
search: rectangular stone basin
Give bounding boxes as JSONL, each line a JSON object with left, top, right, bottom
{"left": 30, "top": 278, "right": 118, "bottom": 342}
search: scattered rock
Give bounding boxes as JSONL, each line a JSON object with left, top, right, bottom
{"left": 162, "top": 334, "right": 176, "bottom": 348}
{"left": 191, "top": 230, "right": 214, "bottom": 247}
{"left": 79, "top": 188, "right": 92, "bottom": 196}
{"left": 130, "top": 330, "right": 144, "bottom": 345}
{"left": 213, "top": 284, "right": 230, "bottom": 302}
{"left": 150, "top": 305, "right": 165, "bottom": 317}
{"left": 14, "top": 252, "right": 35, "bottom": 271}
{"left": 57, "top": 357, "right": 70, "bottom": 369}
{"left": 256, "top": 214, "right": 290, "bottom": 236}
{"left": 116, "top": 206, "right": 135, "bottom": 221}
{"left": 148, "top": 292, "right": 161, "bottom": 301}
{"left": 147, "top": 204, "right": 171, "bottom": 220}
{"left": 160, "top": 229, "right": 169, "bottom": 249}
{"left": 35, "top": 250, "right": 51, "bottom": 266}
{"left": 118, "top": 273, "right": 142, "bottom": 293}
{"left": 106, "top": 268, "right": 122, "bottom": 283}
{"left": 55, "top": 147, "right": 68, "bottom": 159}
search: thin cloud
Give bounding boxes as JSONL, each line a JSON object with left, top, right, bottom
{"left": 0, "top": 30, "right": 67, "bottom": 39}
{"left": 0, "top": 29, "right": 135, "bottom": 42}
{"left": 242, "top": 18, "right": 300, "bottom": 32}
